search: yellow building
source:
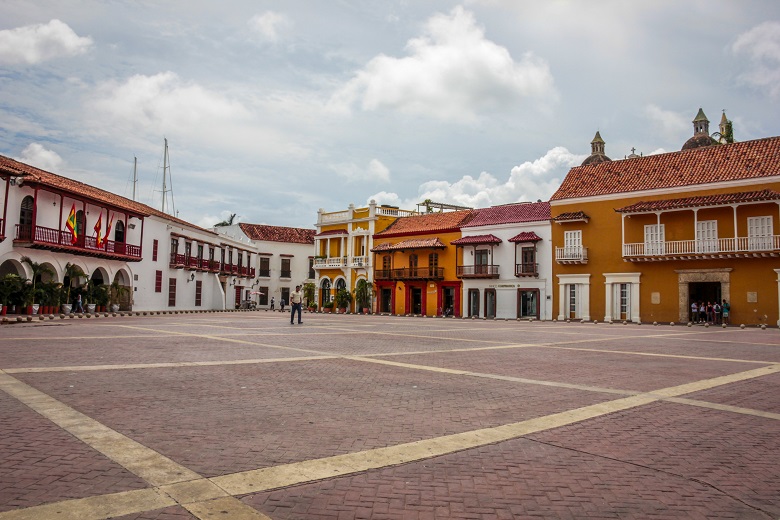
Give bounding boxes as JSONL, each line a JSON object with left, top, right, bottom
{"left": 314, "top": 200, "right": 416, "bottom": 311}
{"left": 551, "top": 114, "right": 780, "bottom": 326}
{"left": 371, "top": 210, "right": 475, "bottom": 316}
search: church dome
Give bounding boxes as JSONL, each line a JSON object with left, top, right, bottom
{"left": 581, "top": 130, "right": 611, "bottom": 165}
{"left": 682, "top": 134, "right": 718, "bottom": 151}
{"left": 581, "top": 153, "right": 612, "bottom": 166}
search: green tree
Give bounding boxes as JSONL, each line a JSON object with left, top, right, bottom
{"left": 20, "top": 256, "right": 55, "bottom": 305}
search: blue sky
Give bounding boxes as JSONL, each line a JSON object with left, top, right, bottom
{"left": 1, "top": 1, "right": 779, "bottom": 228}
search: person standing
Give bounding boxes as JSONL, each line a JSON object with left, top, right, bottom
{"left": 74, "top": 293, "right": 84, "bottom": 313}
{"left": 290, "top": 285, "right": 303, "bottom": 324}
{"left": 690, "top": 301, "right": 698, "bottom": 323}
{"left": 722, "top": 299, "right": 730, "bottom": 325}
{"left": 270, "top": 296, "right": 275, "bottom": 311}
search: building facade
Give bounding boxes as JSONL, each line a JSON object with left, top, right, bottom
{"left": 314, "top": 201, "right": 416, "bottom": 312}
{"left": 454, "top": 202, "right": 553, "bottom": 320}
{"left": 551, "top": 114, "right": 780, "bottom": 326}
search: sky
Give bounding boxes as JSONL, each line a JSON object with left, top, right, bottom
{"left": 2, "top": 1, "right": 780, "bottom": 229}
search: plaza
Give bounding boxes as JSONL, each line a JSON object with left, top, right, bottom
{"left": 0, "top": 312, "right": 778, "bottom": 519}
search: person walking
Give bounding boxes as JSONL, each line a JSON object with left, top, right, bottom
{"left": 270, "top": 296, "right": 275, "bottom": 311}
{"left": 290, "top": 285, "right": 303, "bottom": 324}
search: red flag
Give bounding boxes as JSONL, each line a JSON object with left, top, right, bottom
{"left": 94, "top": 211, "right": 103, "bottom": 247}
{"left": 65, "top": 204, "right": 78, "bottom": 244}
{"left": 104, "top": 212, "right": 113, "bottom": 249}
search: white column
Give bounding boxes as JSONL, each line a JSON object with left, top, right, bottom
{"left": 630, "top": 282, "right": 641, "bottom": 323}
{"left": 604, "top": 281, "right": 613, "bottom": 322}
{"left": 775, "top": 269, "right": 780, "bottom": 328}
{"left": 558, "top": 280, "right": 566, "bottom": 320}
{"left": 581, "top": 283, "right": 591, "bottom": 322}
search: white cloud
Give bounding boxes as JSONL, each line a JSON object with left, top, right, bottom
{"left": 732, "top": 21, "right": 780, "bottom": 97}
{"left": 248, "top": 11, "right": 291, "bottom": 43}
{"left": 331, "top": 6, "right": 556, "bottom": 122}
{"left": 644, "top": 104, "right": 689, "bottom": 137}
{"left": 369, "top": 146, "right": 583, "bottom": 210}
{"left": 0, "top": 19, "right": 92, "bottom": 65}
{"left": 15, "top": 143, "right": 63, "bottom": 171}
{"left": 330, "top": 158, "right": 390, "bottom": 183}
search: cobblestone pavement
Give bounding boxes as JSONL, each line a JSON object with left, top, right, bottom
{"left": 0, "top": 312, "right": 778, "bottom": 519}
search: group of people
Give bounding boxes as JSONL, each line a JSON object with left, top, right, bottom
{"left": 691, "top": 299, "right": 730, "bottom": 325}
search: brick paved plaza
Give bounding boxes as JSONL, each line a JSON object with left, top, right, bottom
{"left": 0, "top": 312, "right": 778, "bottom": 519}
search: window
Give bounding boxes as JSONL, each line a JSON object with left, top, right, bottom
{"left": 382, "top": 255, "right": 391, "bottom": 271}
{"left": 321, "top": 279, "right": 331, "bottom": 307}
{"left": 209, "top": 247, "right": 214, "bottom": 262}
{"left": 18, "top": 196, "right": 34, "bottom": 239}
{"left": 696, "top": 220, "right": 718, "bottom": 253}
{"left": 195, "top": 281, "right": 202, "bottom": 307}
{"left": 152, "top": 239, "right": 159, "bottom": 261}
{"left": 280, "top": 258, "right": 291, "bottom": 278}
{"left": 75, "top": 210, "right": 86, "bottom": 240}
{"left": 114, "top": 221, "right": 125, "bottom": 243}
{"left": 475, "top": 250, "right": 488, "bottom": 275}
{"left": 428, "top": 253, "right": 439, "bottom": 269}
{"left": 644, "top": 224, "right": 665, "bottom": 255}
{"left": 168, "top": 278, "right": 176, "bottom": 306}
{"left": 409, "top": 254, "right": 418, "bottom": 277}
{"left": 281, "top": 287, "right": 290, "bottom": 305}
{"left": 520, "top": 247, "right": 536, "bottom": 275}
{"left": 184, "top": 242, "right": 192, "bottom": 261}
{"left": 614, "top": 283, "right": 629, "bottom": 321}
{"left": 155, "top": 270, "right": 162, "bottom": 292}
{"left": 568, "top": 284, "right": 578, "bottom": 319}
{"left": 238, "top": 252, "right": 243, "bottom": 268}
{"left": 308, "top": 258, "right": 315, "bottom": 279}
{"left": 748, "top": 216, "right": 773, "bottom": 251}
{"left": 197, "top": 244, "right": 204, "bottom": 261}
{"left": 228, "top": 249, "right": 233, "bottom": 265}
{"left": 258, "top": 287, "right": 269, "bottom": 306}
{"left": 563, "top": 230, "right": 583, "bottom": 260}
{"left": 259, "top": 257, "right": 270, "bottom": 277}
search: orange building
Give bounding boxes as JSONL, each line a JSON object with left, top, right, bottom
{"left": 372, "top": 210, "right": 475, "bottom": 316}
{"left": 551, "top": 113, "right": 780, "bottom": 326}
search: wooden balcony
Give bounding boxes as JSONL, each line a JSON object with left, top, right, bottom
{"left": 14, "top": 224, "right": 141, "bottom": 261}
{"left": 375, "top": 267, "right": 444, "bottom": 281}
{"left": 170, "top": 253, "right": 185, "bottom": 268}
{"left": 555, "top": 246, "right": 588, "bottom": 264}
{"left": 623, "top": 236, "right": 780, "bottom": 261}
{"left": 514, "top": 263, "right": 539, "bottom": 277}
{"left": 456, "top": 264, "right": 499, "bottom": 279}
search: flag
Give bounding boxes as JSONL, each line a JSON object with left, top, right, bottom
{"left": 65, "top": 204, "right": 78, "bottom": 244}
{"left": 94, "top": 211, "right": 103, "bottom": 247}
{"left": 104, "top": 212, "right": 113, "bottom": 249}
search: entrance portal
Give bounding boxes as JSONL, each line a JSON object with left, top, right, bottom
{"left": 689, "top": 282, "right": 721, "bottom": 306}
{"left": 410, "top": 287, "right": 422, "bottom": 314}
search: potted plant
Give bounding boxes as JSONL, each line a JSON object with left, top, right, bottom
{"left": 335, "top": 287, "right": 353, "bottom": 314}
{"left": 0, "top": 274, "right": 22, "bottom": 316}
{"left": 62, "top": 262, "right": 83, "bottom": 314}
{"left": 82, "top": 279, "right": 96, "bottom": 313}
{"left": 95, "top": 284, "right": 109, "bottom": 312}
{"left": 303, "top": 282, "right": 316, "bottom": 309}
{"left": 109, "top": 280, "right": 129, "bottom": 312}
{"left": 20, "top": 256, "right": 55, "bottom": 315}
{"left": 308, "top": 302, "right": 318, "bottom": 313}
{"left": 354, "top": 279, "right": 373, "bottom": 314}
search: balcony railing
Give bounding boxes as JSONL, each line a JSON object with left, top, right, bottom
{"left": 280, "top": 270, "right": 291, "bottom": 278}
{"left": 15, "top": 224, "right": 141, "bottom": 260}
{"left": 555, "top": 246, "right": 588, "bottom": 264}
{"left": 623, "top": 236, "right": 780, "bottom": 260}
{"left": 375, "top": 267, "right": 444, "bottom": 281}
{"left": 170, "top": 253, "right": 185, "bottom": 267}
{"left": 515, "top": 263, "right": 539, "bottom": 277}
{"left": 314, "top": 257, "right": 347, "bottom": 268}
{"left": 258, "top": 268, "right": 270, "bottom": 277}
{"left": 186, "top": 257, "right": 201, "bottom": 270}
{"left": 456, "top": 264, "right": 499, "bottom": 279}
{"left": 350, "top": 256, "right": 368, "bottom": 267}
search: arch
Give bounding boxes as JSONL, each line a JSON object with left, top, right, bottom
{"left": 114, "top": 220, "right": 125, "bottom": 243}
{"left": 320, "top": 277, "right": 332, "bottom": 307}
{"left": 112, "top": 269, "right": 131, "bottom": 286}
{"left": 90, "top": 267, "right": 109, "bottom": 286}
{"left": 335, "top": 278, "right": 347, "bottom": 291}
{"left": 0, "top": 258, "right": 25, "bottom": 278}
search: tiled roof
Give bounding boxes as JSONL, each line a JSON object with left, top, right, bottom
{"left": 509, "top": 231, "right": 543, "bottom": 242}
{"left": 615, "top": 189, "right": 780, "bottom": 214}
{"left": 375, "top": 210, "right": 475, "bottom": 237}
{"left": 371, "top": 238, "right": 446, "bottom": 252}
{"left": 464, "top": 202, "right": 550, "bottom": 227}
{"left": 451, "top": 234, "right": 502, "bottom": 245}
{"left": 552, "top": 211, "right": 590, "bottom": 222}
{"left": 0, "top": 154, "right": 214, "bottom": 234}
{"left": 239, "top": 223, "right": 315, "bottom": 244}
{"left": 551, "top": 136, "right": 780, "bottom": 201}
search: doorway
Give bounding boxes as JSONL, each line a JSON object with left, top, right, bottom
{"left": 689, "top": 282, "right": 721, "bottom": 306}
{"left": 442, "top": 286, "right": 455, "bottom": 316}
{"left": 518, "top": 289, "right": 539, "bottom": 319}
{"left": 468, "top": 289, "right": 479, "bottom": 317}
{"left": 380, "top": 287, "right": 393, "bottom": 313}
{"left": 410, "top": 287, "right": 422, "bottom": 314}
{"left": 484, "top": 289, "right": 496, "bottom": 318}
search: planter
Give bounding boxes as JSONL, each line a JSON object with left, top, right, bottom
{"left": 0, "top": 304, "right": 4, "bottom": 315}
{"left": 362, "top": 308, "right": 370, "bottom": 314}
{"left": 31, "top": 305, "right": 39, "bottom": 315}
{"left": 323, "top": 307, "right": 332, "bottom": 313}
{"left": 86, "top": 304, "right": 96, "bottom": 313}
{"left": 110, "top": 304, "right": 120, "bottom": 312}
{"left": 62, "top": 304, "right": 72, "bottom": 314}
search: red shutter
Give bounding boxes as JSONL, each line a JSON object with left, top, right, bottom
{"left": 168, "top": 279, "right": 176, "bottom": 307}
{"left": 155, "top": 270, "right": 162, "bottom": 292}
{"left": 195, "top": 281, "right": 202, "bottom": 307}
{"left": 152, "top": 239, "right": 158, "bottom": 261}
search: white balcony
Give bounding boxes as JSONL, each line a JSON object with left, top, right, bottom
{"left": 313, "top": 256, "right": 347, "bottom": 268}
{"left": 623, "top": 235, "right": 780, "bottom": 261}
{"left": 350, "top": 256, "right": 368, "bottom": 267}
{"left": 555, "top": 246, "right": 588, "bottom": 264}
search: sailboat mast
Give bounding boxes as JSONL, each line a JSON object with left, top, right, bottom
{"left": 132, "top": 156, "right": 138, "bottom": 201}
{"left": 162, "top": 138, "right": 168, "bottom": 214}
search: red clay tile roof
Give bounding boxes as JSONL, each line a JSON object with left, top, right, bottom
{"left": 451, "top": 234, "right": 502, "bottom": 245}
{"left": 239, "top": 223, "right": 315, "bottom": 244}
{"left": 509, "top": 231, "right": 543, "bottom": 242}
{"left": 552, "top": 211, "right": 590, "bottom": 222}
{"left": 551, "top": 136, "right": 780, "bottom": 201}
{"left": 615, "top": 189, "right": 780, "bottom": 214}
{"left": 464, "top": 202, "right": 551, "bottom": 227}
{"left": 371, "top": 238, "right": 446, "bottom": 252}
{"left": 0, "top": 154, "right": 216, "bottom": 234}
{"left": 374, "top": 210, "right": 475, "bottom": 238}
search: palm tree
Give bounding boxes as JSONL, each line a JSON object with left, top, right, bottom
{"left": 214, "top": 213, "right": 237, "bottom": 227}
{"left": 63, "top": 262, "right": 84, "bottom": 304}
{"left": 20, "top": 256, "right": 55, "bottom": 306}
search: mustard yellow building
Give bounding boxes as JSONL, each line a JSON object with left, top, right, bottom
{"left": 551, "top": 114, "right": 780, "bottom": 326}
{"left": 371, "top": 210, "right": 475, "bottom": 316}
{"left": 314, "top": 200, "right": 416, "bottom": 311}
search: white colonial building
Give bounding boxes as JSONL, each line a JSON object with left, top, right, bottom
{"left": 0, "top": 154, "right": 256, "bottom": 314}
{"left": 454, "top": 202, "right": 553, "bottom": 320}
{"left": 212, "top": 223, "right": 315, "bottom": 309}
